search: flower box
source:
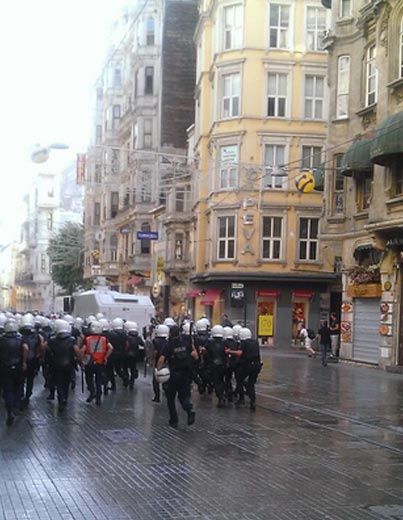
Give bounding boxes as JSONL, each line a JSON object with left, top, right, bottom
{"left": 347, "top": 283, "right": 382, "bottom": 298}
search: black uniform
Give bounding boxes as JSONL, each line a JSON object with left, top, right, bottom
{"left": 204, "top": 337, "right": 227, "bottom": 406}
{"left": 106, "top": 329, "right": 128, "bottom": 389}
{"left": 20, "top": 329, "right": 42, "bottom": 407}
{"left": 0, "top": 331, "right": 26, "bottom": 425}
{"left": 195, "top": 332, "right": 212, "bottom": 394}
{"left": 223, "top": 337, "right": 239, "bottom": 402}
{"left": 48, "top": 334, "right": 78, "bottom": 411}
{"left": 236, "top": 338, "right": 261, "bottom": 410}
{"left": 125, "top": 332, "right": 144, "bottom": 388}
{"left": 161, "top": 330, "right": 195, "bottom": 427}
{"left": 152, "top": 336, "right": 168, "bottom": 402}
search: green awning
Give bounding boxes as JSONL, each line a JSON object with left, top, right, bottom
{"left": 313, "top": 163, "right": 324, "bottom": 191}
{"left": 370, "top": 111, "right": 403, "bottom": 165}
{"left": 341, "top": 139, "right": 373, "bottom": 176}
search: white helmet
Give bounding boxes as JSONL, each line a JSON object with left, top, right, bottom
{"left": 223, "top": 326, "right": 233, "bottom": 339}
{"left": 163, "top": 317, "right": 176, "bottom": 328}
{"left": 20, "top": 313, "right": 35, "bottom": 330}
{"left": 4, "top": 319, "right": 18, "bottom": 333}
{"left": 63, "top": 314, "right": 74, "bottom": 325}
{"left": 211, "top": 325, "right": 224, "bottom": 338}
{"left": 0, "top": 314, "right": 6, "bottom": 328}
{"left": 34, "top": 315, "right": 43, "bottom": 327}
{"left": 125, "top": 321, "right": 138, "bottom": 333}
{"left": 155, "top": 324, "right": 169, "bottom": 338}
{"left": 111, "top": 317, "right": 124, "bottom": 330}
{"left": 14, "top": 313, "right": 22, "bottom": 324}
{"left": 96, "top": 312, "right": 104, "bottom": 320}
{"left": 54, "top": 319, "right": 71, "bottom": 335}
{"left": 154, "top": 367, "right": 170, "bottom": 384}
{"left": 41, "top": 316, "right": 51, "bottom": 328}
{"left": 99, "top": 318, "right": 110, "bottom": 332}
{"left": 232, "top": 324, "right": 242, "bottom": 338}
{"left": 73, "top": 317, "right": 84, "bottom": 330}
{"left": 195, "top": 319, "right": 208, "bottom": 332}
{"left": 200, "top": 317, "right": 210, "bottom": 328}
{"left": 182, "top": 322, "right": 191, "bottom": 335}
{"left": 87, "top": 315, "right": 96, "bottom": 324}
{"left": 239, "top": 327, "right": 252, "bottom": 341}
{"left": 89, "top": 320, "right": 103, "bottom": 335}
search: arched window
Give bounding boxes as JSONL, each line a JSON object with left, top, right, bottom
{"left": 110, "top": 235, "right": 118, "bottom": 261}
{"left": 146, "top": 17, "right": 155, "bottom": 46}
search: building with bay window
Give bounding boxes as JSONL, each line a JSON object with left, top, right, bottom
{"left": 320, "top": 0, "right": 403, "bottom": 368}
{"left": 190, "top": 0, "right": 336, "bottom": 344}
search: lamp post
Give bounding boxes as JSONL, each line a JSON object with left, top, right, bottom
{"left": 31, "top": 142, "right": 69, "bottom": 164}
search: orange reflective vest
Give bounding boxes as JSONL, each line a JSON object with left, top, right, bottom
{"left": 85, "top": 335, "right": 108, "bottom": 365}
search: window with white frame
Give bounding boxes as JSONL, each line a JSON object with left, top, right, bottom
{"left": 223, "top": 4, "right": 243, "bottom": 50}
{"left": 400, "top": 18, "right": 403, "bottom": 78}
{"left": 143, "top": 119, "right": 152, "bottom": 148}
{"left": 262, "top": 216, "right": 283, "bottom": 260}
{"left": 146, "top": 17, "right": 155, "bottom": 46}
{"left": 304, "top": 75, "right": 324, "bottom": 119}
{"left": 306, "top": 6, "right": 326, "bottom": 51}
{"left": 298, "top": 218, "right": 318, "bottom": 261}
{"left": 366, "top": 44, "right": 377, "bottom": 106}
{"left": 110, "top": 235, "right": 118, "bottom": 261}
{"left": 339, "top": 0, "right": 351, "bottom": 18}
{"left": 337, "top": 55, "right": 350, "bottom": 119}
{"left": 269, "top": 3, "right": 290, "bottom": 49}
{"left": 217, "top": 216, "right": 235, "bottom": 260}
{"left": 221, "top": 73, "right": 240, "bottom": 118}
{"left": 112, "top": 104, "right": 121, "bottom": 129}
{"left": 267, "top": 72, "right": 287, "bottom": 117}
{"left": 219, "top": 145, "right": 238, "bottom": 189}
{"left": 301, "top": 146, "right": 322, "bottom": 171}
{"left": 263, "top": 144, "right": 286, "bottom": 189}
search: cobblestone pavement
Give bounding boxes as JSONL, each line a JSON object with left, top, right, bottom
{"left": 1, "top": 350, "right": 403, "bottom": 520}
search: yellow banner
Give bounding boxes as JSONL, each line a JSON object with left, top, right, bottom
{"left": 258, "top": 315, "right": 273, "bottom": 336}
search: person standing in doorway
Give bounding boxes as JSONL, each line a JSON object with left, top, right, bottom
{"left": 329, "top": 312, "right": 340, "bottom": 358}
{"left": 317, "top": 320, "right": 331, "bottom": 367}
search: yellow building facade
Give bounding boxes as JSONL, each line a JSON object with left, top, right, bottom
{"left": 191, "top": 0, "right": 338, "bottom": 344}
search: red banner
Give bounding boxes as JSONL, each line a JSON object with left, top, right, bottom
{"left": 257, "top": 290, "right": 280, "bottom": 298}
{"left": 76, "top": 153, "right": 86, "bottom": 185}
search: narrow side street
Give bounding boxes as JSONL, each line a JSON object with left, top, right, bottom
{"left": 1, "top": 350, "right": 403, "bottom": 520}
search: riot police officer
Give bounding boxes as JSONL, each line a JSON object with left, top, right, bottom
{"left": 194, "top": 318, "right": 212, "bottom": 394}
{"left": 157, "top": 325, "right": 198, "bottom": 427}
{"left": 107, "top": 317, "right": 128, "bottom": 389}
{"left": 203, "top": 325, "right": 227, "bottom": 407}
{"left": 223, "top": 326, "right": 239, "bottom": 402}
{"left": 124, "top": 321, "right": 144, "bottom": 389}
{"left": 0, "top": 319, "right": 29, "bottom": 425}
{"left": 226, "top": 327, "right": 261, "bottom": 411}
{"left": 152, "top": 324, "right": 169, "bottom": 402}
{"left": 19, "top": 313, "right": 44, "bottom": 408}
{"left": 47, "top": 319, "right": 81, "bottom": 412}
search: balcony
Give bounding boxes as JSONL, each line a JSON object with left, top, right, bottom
{"left": 127, "top": 254, "right": 151, "bottom": 275}
{"left": 15, "top": 272, "right": 34, "bottom": 284}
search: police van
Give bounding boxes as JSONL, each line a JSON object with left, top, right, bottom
{"left": 71, "top": 278, "right": 155, "bottom": 333}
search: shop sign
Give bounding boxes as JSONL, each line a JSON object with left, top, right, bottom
{"left": 257, "top": 290, "right": 280, "bottom": 298}
{"left": 231, "top": 283, "right": 244, "bottom": 289}
{"left": 258, "top": 315, "right": 273, "bottom": 336}
{"left": 231, "top": 289, "right": 244, "bottom": 307}
{"left": 347, "top": 283, "right": 382, "bottom": 298}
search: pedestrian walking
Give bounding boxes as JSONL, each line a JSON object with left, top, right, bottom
{"left": 82, "top": 320, "right": 113, "bottom": 405}
{"left": 329, "top": 312, "right": 340, "bottom": 358}
{"left": 157, "top": 325, "right": 198, "bottom": 428}
{"left": 0, "top": 319, "right": 29, "bottom": 426}
{"left": 318, "top": 320, "right": 331, "bottom": 367}
{"left": 299, "top": 322, "right": 317, "bottom": 357}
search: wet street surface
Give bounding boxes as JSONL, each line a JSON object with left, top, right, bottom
{"left": 1, "top": 350, "right": 403, "bottom": 520}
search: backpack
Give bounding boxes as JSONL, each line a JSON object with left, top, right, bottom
{"left": 307, "top": 329, "right": 316, "bottom": 340}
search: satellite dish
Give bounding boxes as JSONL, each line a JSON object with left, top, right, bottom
{"left": 95, "top": 230, "right": 105, "bottom": 242}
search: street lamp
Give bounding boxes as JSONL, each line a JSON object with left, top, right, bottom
{"left": 31, "top": 142, "right": 69, "bottom": 164}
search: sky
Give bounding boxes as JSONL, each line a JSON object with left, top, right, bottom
{"left": 0, "top": 0, "right": 130, "bottom": 243}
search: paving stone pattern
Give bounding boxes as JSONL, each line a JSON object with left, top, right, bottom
{"left": 1, "top": 351, "right": 403, "bottom": 519}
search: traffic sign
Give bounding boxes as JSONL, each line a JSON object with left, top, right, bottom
{"left": 137, "top": 231, "right": 159, "bottom": 240}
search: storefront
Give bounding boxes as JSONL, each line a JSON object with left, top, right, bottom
{"left": 256, "top": 290, "right": 280, "bottom": 346}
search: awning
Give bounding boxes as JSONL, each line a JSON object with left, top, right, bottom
{"left": 370, "top": 111, "right": 403, "bottom": 165}
{"left": 257, "top": 290, "right": 280, "bottom": 298}
{"left": 292, "top": 290, "right": 314, "bottom": 299}
{"left": 127, "top": 276, "right": 143, "bottom": 286}
{"left": 200, "top": 289, "right": 222, "bottom": 306}
{"left": 341, "top": 139, "right": 373, "bottom": 176}
{"left": 186, "top": 289, "right": 201, "bottom": 298}
{"left": 313, "top": 163, "right": 325, "bottom": 191}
